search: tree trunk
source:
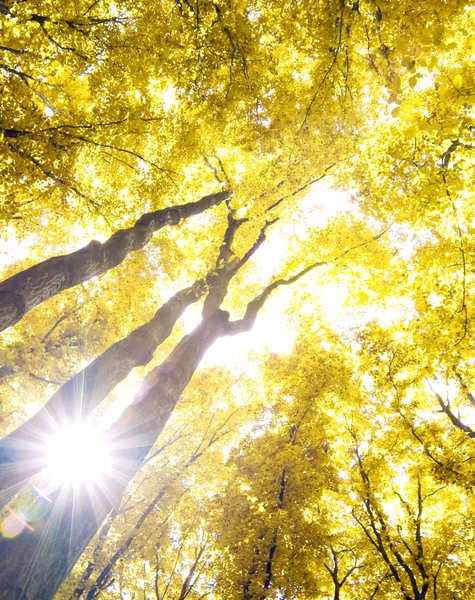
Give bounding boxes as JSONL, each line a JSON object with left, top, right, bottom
{"left": 0, "top": 190, "right": 229, "bottom": 332}
{"left": 0, "top": 309, "right": 232, "bottom": 600}
{"left": 0, "top": 281, "right": 206, "bottom": 509}
{"left": 0, "top": 236, "right": 306, "bottom": 599}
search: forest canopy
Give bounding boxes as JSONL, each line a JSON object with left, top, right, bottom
{"left": 1, "top": 0, "right": 475, "bottom": 598}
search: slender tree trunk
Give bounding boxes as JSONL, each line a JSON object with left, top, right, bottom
{"left": 71, "top": 511, "right": 118, "bottom": 600}
{"left": 80, "top": 488, "right": 169, "bottom": 600}
{"left": 78, "top": 416, "right": 223, "bottom": 599}
{"left": 0, "top": 190, "right": 229, "bottom": 332}
{"left": 261, "top": 468, "right": 286, "bottom": 597}
{"left": 0, "top": 281, "right": 206, "bottom": 509}
{"left": 0, "top": 309, "right": 232, "bottom": 600}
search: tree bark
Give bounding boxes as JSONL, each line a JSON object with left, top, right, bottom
{"left": 0, "top": 223, "right": 330, "bottom": 509}
{"left": 0, "top": 309, "right": 232, "bottom": 600}
{"left": 0, "top": 190, "right": 229, "bottom": 333}
{"left": 261, "top": 468, "right": 286, "bottom": 597}
{"left": 0, "top": 281, "right": 206, "bottom": 510}
{"left": 0, "top": 237, "right": 330, "bottom": 599}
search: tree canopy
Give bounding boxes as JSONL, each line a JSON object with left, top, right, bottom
{"left": 2, "top": 0, "right": 475, "bottom": 598}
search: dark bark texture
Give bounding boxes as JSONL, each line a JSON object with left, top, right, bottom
{"left": 0, "top": 190, "right": 229, "bottom": 333}
{"left": 0, "top": 309, "right": 232, "bottom": 600}
{"left": 0, "top": 281, "right": 205, "bottom": 510}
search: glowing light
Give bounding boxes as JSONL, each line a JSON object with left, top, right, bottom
{"left": 182, "top": 300, "right": 295, "bottom": 369}
{"left": 45, "top": 423, "right": 111, "bottom": 486}
{"left": 415, "top": 74, "right": 434, "bottom": 91}
{"left": 0, "top": 511, "right": 31, "bottom": 538}
{"left": 0, "top": 230, "right": 37, "bottom": 274}
{"left": 162, "top": 84, "right": 177, "bottom": 112}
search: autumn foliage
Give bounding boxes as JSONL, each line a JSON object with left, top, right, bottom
{"left": 2, "top": 0, "right": 475, "bottom": 598}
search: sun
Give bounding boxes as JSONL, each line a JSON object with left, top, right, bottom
{"left": 44, "top": 422, "right": 111, "bottom": 487}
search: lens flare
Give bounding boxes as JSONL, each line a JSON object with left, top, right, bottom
{"left": 1, "top": 512, "right": 27, "bottom": 538}
{"left": 45, "top": 423, "right": 110, "bottom": 486}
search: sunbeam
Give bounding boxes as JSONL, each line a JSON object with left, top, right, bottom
{"left": 44, "top": 422, "right": 111, "bottom": 487}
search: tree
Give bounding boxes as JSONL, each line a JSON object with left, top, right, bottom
{"left": 2, "top": 0, "right": 475, "bottom": 599}
{"left": 0, "top": 190, "right": 230, "bottom": 332}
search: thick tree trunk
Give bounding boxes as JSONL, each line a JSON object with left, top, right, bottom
{"left": 0, "top": 281, "right": 206, "bottom": 509}
{"left": 0, "top": 309, "right": 232, "bottom": 600}
{"left": 0, "top": 224, "right": 324, "bottom": 509}
{"left": 0, "top": 190, "right": 229, "bottom": 333}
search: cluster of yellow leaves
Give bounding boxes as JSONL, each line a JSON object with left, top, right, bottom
{"left": 3, "top": 0, "right": 475, "bottom": 598}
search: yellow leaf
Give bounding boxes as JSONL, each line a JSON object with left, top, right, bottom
{"left": 395, "top": 39, "right": 408, "bottom": 54}
{"left": 439, "top": 84, "right": 452, "bottom": 100}
{"left": 433, "top": 24, "right": 445, "bottom": 41}
{"left": 417, "top": 120, "right": 430, "bottom": 131}
{"left": 453, "top": 74, "right": 463, "bottom": 89}
{"left": 419, "top": 33, "right": 432, "bottom": 45}
{"left": 392, "top": 74, "right": 401, "bottom": 92}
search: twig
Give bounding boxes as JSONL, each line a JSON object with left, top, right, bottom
{"left": 29, "top": 373, "right": 61, "bottom": 386}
